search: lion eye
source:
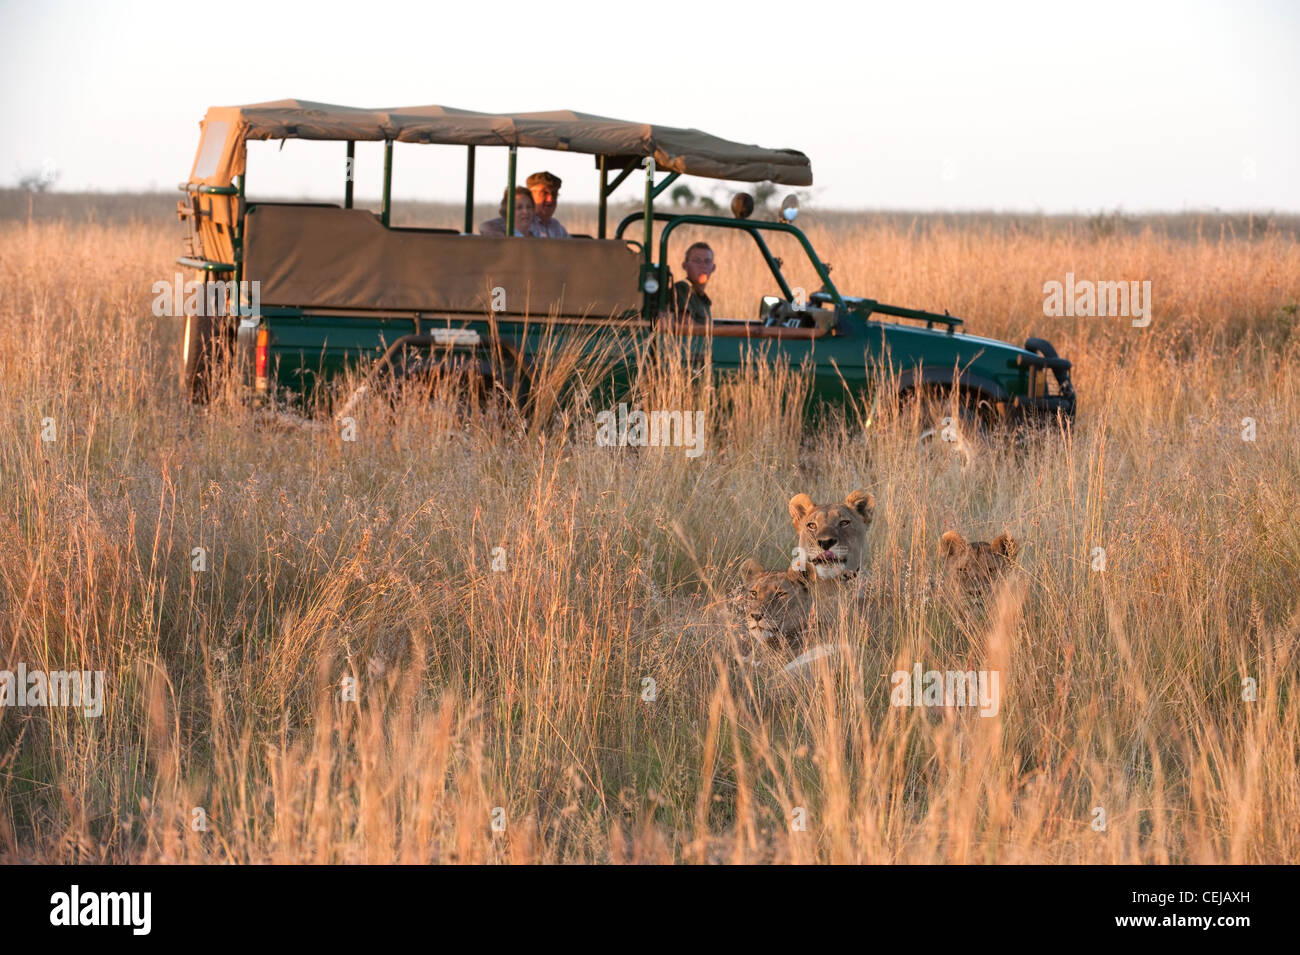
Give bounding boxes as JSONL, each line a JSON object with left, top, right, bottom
{"left": 806, "top": 522, "right": 816, "bottom": 530}
{"left": 749, "top": 590, "right": 758, "bottom": 598}
{"left": 775, "top": 591, "right": 788, "bottom": 600}
{"left": 839, "top": 519, "right": 850, "bottom": 527}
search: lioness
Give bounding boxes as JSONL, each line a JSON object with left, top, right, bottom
{"left": 788, "top": 490, "right": 876, "bottom": 582}
{"left": 737, "top": 558, "right": 814, "bottom": 659}
{"left": 939, "top": 530, "right": 1019, "bottom": 595}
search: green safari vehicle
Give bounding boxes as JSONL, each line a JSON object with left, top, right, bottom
{"left": 176, "top": 99, "right": 1076, "bottom": 428}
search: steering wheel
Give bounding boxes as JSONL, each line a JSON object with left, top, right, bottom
{"left": 763, "top": 300, "right": 790, "bottom": 327}
{"left": 764, "top": 300, "right": 816, "bottom": 328}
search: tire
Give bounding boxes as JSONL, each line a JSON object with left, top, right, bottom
{"left": 383, "top": 347, "right": 531, "bottom": 417}
{"left": 180, "top": 312, "right": 217, "bottom": 404}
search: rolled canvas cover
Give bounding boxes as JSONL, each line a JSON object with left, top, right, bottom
{"left": 243, "top": 205, "right": 643, "bottom": 318}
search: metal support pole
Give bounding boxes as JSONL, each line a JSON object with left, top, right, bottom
{"left": 344, "top": 141, "right": 354, "bottom": 208}
{"left": 642, "top": 157, "right": 654, "bottom": 264}
{"left": 234, "top": 173, "right": 245, "bottom": 290}
{"left": 651, "top": 171, "right": 680, "bottom": 200}
{"left": 598, "top": 155, "right": 608, "bottom": 239}
{"left": 506, "top": 145, "right": 517, "bottom": 236}
{"left": 381, "top": 139, "right": 393, "bottom": 226}
{"left": 464, "top": 145, "right": 476, "bottom": 233}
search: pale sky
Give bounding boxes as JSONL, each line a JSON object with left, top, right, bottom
{"left": 1, "top": 0, "right": 1297, "bottom": 212}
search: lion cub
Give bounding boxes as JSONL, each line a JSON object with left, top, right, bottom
{"left": 939, "top": 530, "right": 1019, "bottom": 596}
{"left": 737, "top": 559, "right": 814, "bottom": 659}
{"left": 788, "top": 490, "right": 876, "bottom": 586}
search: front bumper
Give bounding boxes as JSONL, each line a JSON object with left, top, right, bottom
{"left": 1009, "top": 337, "right": 1076, "bottom": 423}
{"left": 1010, "top": 393, "right": 1077, "bottom": 420}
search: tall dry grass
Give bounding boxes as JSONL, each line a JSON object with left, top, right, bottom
{"left": 0, "top": 210, "right": 1297, "bottom": 863}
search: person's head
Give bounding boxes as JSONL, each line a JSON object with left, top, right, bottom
{"left": 682, "top": 241, "right": 715, "bottom": 289}
{"left": 499, "top": 186, "right": 535, "bottom": 234}
{"left": 526, "top": 171, "right": 561, "bottom": 224}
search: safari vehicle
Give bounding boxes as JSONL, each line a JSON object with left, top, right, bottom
{"left": 177, "top": 99, "right": 1076, "bottom": 429}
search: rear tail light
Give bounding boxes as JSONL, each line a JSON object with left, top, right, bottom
{"left": 255, "top": 327, "right": 269, "bottom": 392}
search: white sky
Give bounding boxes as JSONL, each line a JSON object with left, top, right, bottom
{"left": 1, "top": 0, "right": 1297, "bottom": 212}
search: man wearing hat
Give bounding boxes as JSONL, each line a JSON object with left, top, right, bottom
{"left": 526, "top": 171, "right": 570, "bottom": 238}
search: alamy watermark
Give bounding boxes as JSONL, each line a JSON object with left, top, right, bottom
{"left": 890, "top": 662, "right": 1000, "bottom": 717}
{"left": 1043, "top": 273, "right": 1151, "bottom": 327}
{"left": 595, "top": 403, "right": 706, "bottom": 458}
{"left": 49, "top": 885, "right": 150, "bottom": 935}
{"left": 152, "top": 273, "right": 260, "bottom": 318}
{"left": 1, "top": 664, "right": 104, "bottom": 717}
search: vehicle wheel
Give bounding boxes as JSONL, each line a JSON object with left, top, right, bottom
{"left": 383, "top": 348, "right": 530, "bottom": 419}
{"left": 181, "top": 312, "right": 217, "bottom": 403}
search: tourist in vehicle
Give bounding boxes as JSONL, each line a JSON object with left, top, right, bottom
{"left": 526, "top": 171, "right": 569, "bottom": 238}
{"left": 669, "top": 241, "right": 715, "bottom": 324}
{"left": 480, "top": 187, "right": 536, "bottom": 237}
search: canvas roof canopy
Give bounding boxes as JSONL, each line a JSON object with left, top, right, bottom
{"left": 189, "top": 99, "right": 813, "bottom": 188}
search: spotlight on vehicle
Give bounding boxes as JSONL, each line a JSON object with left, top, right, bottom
{"left": 781, "top": 194, "right": 800, "bottom": 222}
{"left": 731, "top": 193, "right": 755, "bottom": 219}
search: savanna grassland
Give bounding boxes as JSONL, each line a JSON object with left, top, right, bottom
{"left": 1, "top": 192, "right": 1298, "bottom": 863}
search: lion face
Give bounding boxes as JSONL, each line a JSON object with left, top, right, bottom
{"left": 940, "top": 530, "right": 1018, "bottom": 595}
{"left": 788, "top": 490, "right": 876, "bottom": 580}
{"left": 738, "top": 559, "right": 813, "bottom": 657}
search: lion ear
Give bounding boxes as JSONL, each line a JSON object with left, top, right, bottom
{"left": 788, "top": 493, "right": 815, "bottom": 524}
{"left": 940, "top": 531, "right": 967, "bottom": 558}
{"left": 790, "top": 564, "right": 814, "bottom": 589}
{"left": 845, "top": 490, "right": 875, "bottom": 523}
{"left": 740, "top": 558, "right": 765, "bottom": 587}
{"left": 992, "top": 533, "right": 1019, "bottom": 559}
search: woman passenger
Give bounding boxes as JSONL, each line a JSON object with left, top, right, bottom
{"left": 479, "top": 187, "right": 535, "bottom": 237}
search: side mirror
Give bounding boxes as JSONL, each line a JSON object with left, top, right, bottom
{"left": 781, "top": 194, "right": 799, "bottom": 222}
{"left": 731, "top": 193, "right": 755, "bottom": 219}
{"left": 759, "top": 295, "right": 781, "bottom": 322}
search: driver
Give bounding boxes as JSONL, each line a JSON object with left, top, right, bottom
{"left": 669, "top": 241, "right": 715, "bottom": 325}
